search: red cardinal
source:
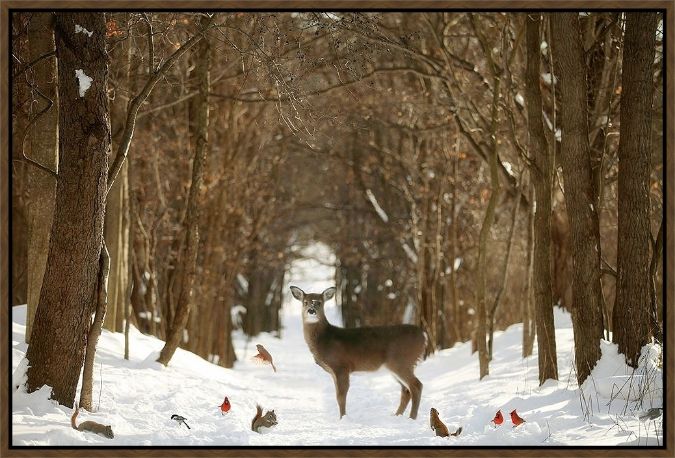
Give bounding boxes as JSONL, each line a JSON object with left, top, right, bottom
{"left": 219, "top": 397, "right": 231, "bottom": 415}
{"left": 510, "top": 409, "right": 525, "bottom": 427}
{"left": 491, "top": 410, "right": 504, "bottom": 425}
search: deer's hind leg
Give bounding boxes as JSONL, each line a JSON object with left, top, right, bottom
{"left": 394, "top": 381, "right": 411, "bottom": 416}
{"left": 387, "top": 364, "right": 423, "bottom": 420}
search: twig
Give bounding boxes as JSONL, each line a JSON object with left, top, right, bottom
{"left": 97, "top": 362, "right": 103, "bottom": 411}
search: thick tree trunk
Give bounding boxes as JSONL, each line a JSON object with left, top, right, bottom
{"left": 157, "top": 17, "right": 210, "bottom": 366}
{"left": 613, "top": 12, "right": 658, "bottom": 367}
{"left": 25, "top": 12, "right": 59, "bottom": 343}
{"left": 551, "top": 13, "right": 604, "bottom": 386}
{"left": 25, "top": 12, "right": 110, "bottom": 407}
{"left": 526, "top": 14, "right": 559, "bottom": 384}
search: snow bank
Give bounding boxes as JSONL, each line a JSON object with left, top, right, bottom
{"left": 584, "top": 341, "right": 663, "bottom": 406}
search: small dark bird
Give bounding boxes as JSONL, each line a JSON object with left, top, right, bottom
{"left": 510, "top": 409, "right": 525, "bottom": 427}
{"left": 252, "top": 344, "right": 277, "bottom": 372}
{"left": 219, "top": 397, "right": 231, "bottom": 415}
{"left": 171, "top": 414, "right": 191, "bottom": 429}
{"left": 491, "top": 410, "right": 504, "bottom": 426}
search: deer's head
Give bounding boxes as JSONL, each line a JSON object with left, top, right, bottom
{"left": 290, "top": 286, "right": 335, "bottom": 324}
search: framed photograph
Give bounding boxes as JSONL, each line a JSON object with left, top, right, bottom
{"left": 2, "top": 1, "right": 672, "bottom": 456}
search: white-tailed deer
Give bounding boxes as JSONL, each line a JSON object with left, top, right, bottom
{"left": 290, "top": 285, "right": 425, "bottom": 419}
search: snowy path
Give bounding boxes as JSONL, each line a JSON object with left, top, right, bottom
{"left": 11, "top": 244, "right": 663, "bottom": 446}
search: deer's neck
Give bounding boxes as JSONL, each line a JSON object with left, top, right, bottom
{"left": 303, "top": 319, "right": 330, "bottom": 356}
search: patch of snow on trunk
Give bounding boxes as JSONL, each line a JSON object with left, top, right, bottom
{"left": 75, "top": 69, "right": 93, "bottom": 97}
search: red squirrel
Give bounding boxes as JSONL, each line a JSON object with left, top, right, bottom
{"left": 71, "top": 404, "right": 114, "bottom": 439}
{"left": 430, "top": 408, "right": 462, "bottom": 438}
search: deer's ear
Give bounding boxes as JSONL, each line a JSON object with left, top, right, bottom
{"left": 290, "top": 286, "right": 305, "bottom": 301}
{"left": 322, "top": 287, "right": 336, "bottom": 301}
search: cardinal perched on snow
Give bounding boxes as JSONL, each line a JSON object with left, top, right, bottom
{"left": 219, "top": 397, "right": 231, "bottom": 415}
{"left": 510, "top": 409, "right": 526, "bottom": 427}
{"left": 252, "top": 344, "right": 277, "bottom": 372}
{"left": 171, "top": 414, "right": 191, "bottom": 429}
{"left": 491, "top": 410, "right": 504, "bottom": 426}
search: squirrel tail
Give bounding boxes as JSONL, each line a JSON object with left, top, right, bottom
{"left": 251, "top": 404, "right": 262, "bottom": 431}
{"left": 71, "top": 403, "right": 79, "bottom": 430}
{"left": 452, "top": 426, "right": 463, "bottom": 437}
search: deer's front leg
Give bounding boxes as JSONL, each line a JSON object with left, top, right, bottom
{"left": 332, "top": 368, "right": 350, "bottom": 419}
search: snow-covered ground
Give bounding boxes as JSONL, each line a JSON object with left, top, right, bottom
{"left": 11, "top": 243, "right": 664, "bottom": 446}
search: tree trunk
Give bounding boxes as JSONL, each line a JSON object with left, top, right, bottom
{"left": 103, "top": 13, "right": 131, "bottom": 333}
{"left": 157, "top": 17, "right": 210, "bottom": 366}
{"left": 551, "top": 13, "right": 603, "bottom": 386}
{"left": 25, "top": 12, "right": 59, "bottom": 343}
{"left": 79, "top": 243, "right": 110, "bottom": 410}
{"left": 487, "top": 173, "right": 522, "bottom": 361}
{"left": 526, "top": 14, "right": 559, "bottom": 384}
{"left": 648, "top": 221, "right": 663, "bottom": 344}
{"left": 445, "top": 147, "right": 461, "bottom": 346}
{"left": 613, "top": 12, "right": 658, "bottom": 367}
{"left": 522, "top": 183, "right": 536, "bottom": 358}
{"left": 103, "top": 160, "right": 129, "bottom": 332}
{"left": 11, "top": 24, "right": 30, "bottom": 307}
{"left": 25, "top": 12, "right": 110, "bottom": 407}
{"left": 475, "top": 65, "right": 501, "bottom": 380}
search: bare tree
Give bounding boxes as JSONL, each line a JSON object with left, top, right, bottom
{"left": 613, "top": 12, "right": 659, "bottom": 367}
{"left": 550, "top": 13, "right": 603, "bottom": 385}
{"left": 157, "top": 15, "right": 211, "bottom": 366}
{"left": 525, "top": 13, "right": 558, "bottom": 384}
{"left": 25, "top": 12, "right": 110, "bottom": 407}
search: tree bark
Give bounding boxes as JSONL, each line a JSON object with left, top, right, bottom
{"left": 551, "top": 13, "right": 603, "bottom": 386}
{"left": 522, "top": 183, "right": 536, "bottom": 358}
{"left": 487, "top": 173, "right": 522, "bottom": 361}
{"left": 157, "top": 16, "right": 210, "bottom": 366}
{"left": 79, "top": 243, "right": 110, "bottom": 410}
{"left": 25, "top": 12, "right": 110, "bottom": 407}
{"left": 613, "top": 12, "right": 658, "bottom": 367}
{"left": 103, "top": 160, "right": 129, "bottom": 332}
{"left": 445, "top": 147, "right": 461, "bottom": 347}
{"left": 105, "top": 13, "right": 132, "bottom": 333}
{"left": 526, "top": 14, "right": 559, "bottom": 384}
{"left": 25, "top": 13, "right": 59, "bottom": 343}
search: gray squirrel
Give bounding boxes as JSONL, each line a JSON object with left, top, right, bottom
{"left": 71, "top": 404, "right": 114, "bottom": 439}
{"left": 251, "top": 404, "right": 277, "bottom": 433}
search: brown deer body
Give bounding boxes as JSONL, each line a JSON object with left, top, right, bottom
{"left": 290, "top": 286, "right": 425, "bottom": 420}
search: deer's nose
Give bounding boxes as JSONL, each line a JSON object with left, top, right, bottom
{"left": 307, "top": 308, "right": 316, "bottom": 315}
